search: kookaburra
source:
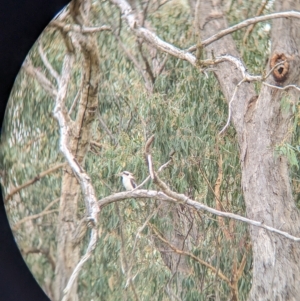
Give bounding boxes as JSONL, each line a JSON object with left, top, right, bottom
{"left": 118, "top": 171, "right": 137, "bottom": 191}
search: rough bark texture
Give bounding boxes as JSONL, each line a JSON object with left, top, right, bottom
{"left": 196, "top": 0, "right": 300, "bottom": 300}
{"left": 54, "top": 171, "right": 80, "bottom": 301}
{"left": 53, "top": 1, "right": 101, "bottom": 300}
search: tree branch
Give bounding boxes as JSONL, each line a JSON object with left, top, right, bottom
{"left": 97, "top": 108, "right": 116, "bottom": 144}
{"left": 12, "top": 197, "right": 59, "bottom": 232}
{"left": 62, "top": 229, "right": 98, "bottom": 301}
{"left": 142, "top": 135, "right": 300, "bottom": 242}
{"left": 50, "top": 21, "right": 111, "bottom": 34}
{"left": 22, "top": 247, "right": 56, "bottom": 271}
{"left": 149, "top": 223, "right": 233, "bottom": 288}
{"left": 23, "top": 59, "right": 57, "bottom": 99}
{"left": 97, "top": 187, "right": 300, "bottom": 242}
{"left": 187, "top": 11, "right": 300, "bottom": 52}
{"left": 110, "top": 0, "right": 196, "bottom": 65}
{"left": 38, "top": 43, "right": 61, "bottom": 85}
{"left": 5, "top": 163, "right": 66, "bottom": 203}
{"left": 243, "top": 0, "right": 269, "bottom": 45}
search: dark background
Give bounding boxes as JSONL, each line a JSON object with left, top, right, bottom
{"left": 0, "top": 1, "right": 69, "bottom": 300}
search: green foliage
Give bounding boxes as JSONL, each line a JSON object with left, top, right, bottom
{"left": 3, "top": 0, "right": 290, "bottom": 300}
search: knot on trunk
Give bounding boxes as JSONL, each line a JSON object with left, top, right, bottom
{"left": 270, "top": 53, "right": 289, "bottom": 83}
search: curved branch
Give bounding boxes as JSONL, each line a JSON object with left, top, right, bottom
{"left": 62, "top": 229, "right": 98, "bottom": 301}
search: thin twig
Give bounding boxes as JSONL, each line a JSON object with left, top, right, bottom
{"left": 149, "top": 223, "right": 233, "bottom": 287}
{"left": 243, "top": 0, "right": 269, "bottom": 45}
{"left": 38, "top": 43, "right": 61, "bottom": 84}
{"left": 97, "top": 108, "right": 116, "bottom": 144}
{"left": 68, "top": 89, "right": 81, "bottom": 115}
{"left": 110, "top": 0, "right": 196, "bottom": 65}
{"left": 116, "top": 204, "right": 140, "bottom": 301}
{"left": 12, "top": 198, "right": 60, "bottom": 231}
{"left": 22, "top": 247, "right": 56, "bottom": 271}
{"left": 127, "top": 203, "right": 162, "bottom": 273}
{"left": 263, "top": 61, "right": 285, "bottom": 80}
{"left": 23, "top": 59, "right": 57, "bottom": 99}
{"left": 263, "top": 82, "right": 300, "bottom": 92}
{"left": 219, "top": 79, "right": 246, "bottom": 135}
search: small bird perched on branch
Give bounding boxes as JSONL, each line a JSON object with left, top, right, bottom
{"left": 118, "top": 171, "right": 137, "bottom": 191}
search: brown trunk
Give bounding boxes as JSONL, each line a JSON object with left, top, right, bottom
{"left": 196, "top": 0, "right": 300, "bottom": 300}
{"left": 54, "top": 170, "right": 80, "bottom": 301}
{"left": 53, "top": 1, "right": 101, "bottom": 299}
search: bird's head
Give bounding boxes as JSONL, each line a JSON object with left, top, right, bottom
{"left": 117, "top": 171, "right": 134, "bottom": 178}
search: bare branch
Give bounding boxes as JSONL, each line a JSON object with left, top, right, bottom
{"left": 155, "top": 54, "right": 168, "bottom": 77}
{"left": 110, "top": 27, "right": 152, "bottom": 87}
{"left": 213, "top": 152, "right": 232, "bottom": 240}
{"left": 38, "top": 43, "right": 61, "bottom": 84}
{"left": 263, "top": 82, "right": 300, "bottom": 92}
{"left": 219, "top": 79, "right": 246, "bottom": 135}
{"left": 12, "top": 209, "right": 58, "bottom": 232}
{"left": 149, "top": 223, "right": 233, "bottom": 287}
{"left": 5, "top": 163, "right": 66, "bottom": 203}
{"left": 23, "top": 59, "right": 57, "bottom": 99}
{"left": 140, "top": 136, "right": 300, "bottom": 242}
{"left": 90, "top": 140, "right": 102, "bottom": 149}
{"left": 50, "top": 21, "right": 111, "bottom": 34}
{"left": 81, "top": 25, "right": 111, "bottom": 33}
{"left": 187, "top": 11, "right": 300, "bottom": 52}
{"left": 97, "top": 108, "right": 116, "bottom": 144}
{"left": 127, "top": 203, "right": 163, "bottom": 272}
{"left": 53, "top": 9, "right": 102, "bottom": 298}
{"left": 98, "top": 190, "right": 176, "bottom": 208}
{"left": 243, "top": 0, "right": 269, "bottom": 45}
{"left": 22, "top": 247, "right": 56, "bottom": 271}
{"left": 110, "top": 0, "right": 196, "bottom": 65}
{"left": 129, "top": 156, "right": 173, "bottom": 191}
{"left": 145, "top": 135, "right": 155, "bottom": 179}
{"left": 12, "top": 198, "right": 60, "bottom": 231}
{"left": 68, "top": 89, "right": 81, "bottom": 115}
{"left": 62, "top": 229, "right": 98, "bottom": 301}
{"left": 98, "top": 188, "right": 300, "bottom": 242}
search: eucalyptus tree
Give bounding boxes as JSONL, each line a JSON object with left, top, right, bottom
{"left": 1, "top": 0, "right": 300, "bottom": 301}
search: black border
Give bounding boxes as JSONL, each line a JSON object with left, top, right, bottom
{"left": 0, "top": 1, "right": 69, "bottom": 300}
